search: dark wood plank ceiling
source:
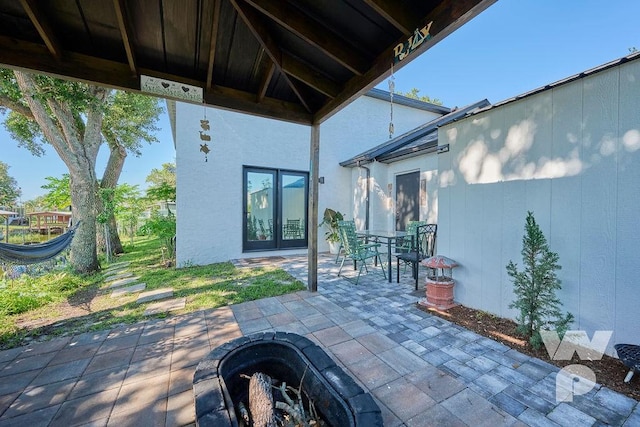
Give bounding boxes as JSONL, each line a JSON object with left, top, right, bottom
{"left": 0, "top": 0, "right": 496, "bottom": 124}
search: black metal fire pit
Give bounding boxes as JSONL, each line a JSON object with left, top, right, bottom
{"left": 193, "top": 332, "right": 382, "bottom": 427}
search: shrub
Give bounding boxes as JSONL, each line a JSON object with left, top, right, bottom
{"left": 507, "top": 211, "right": 574, "bottom": 349}
{"left": 139, "top": 213, "right": 176, "bottom": 260}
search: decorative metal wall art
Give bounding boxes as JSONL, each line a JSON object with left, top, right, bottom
{"left": 199, "top": 111, "right": 212, "bottom": 162}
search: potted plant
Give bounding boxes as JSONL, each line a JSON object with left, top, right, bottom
{"left": 420, "top": 255, "right": 458, "bottom": 310}
{"left": 319, "top": 208, "right": 344, "bottom": 254}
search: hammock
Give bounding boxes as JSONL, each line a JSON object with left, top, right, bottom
{"left": 0, "top": 225, "right": 78, "bottom": 265}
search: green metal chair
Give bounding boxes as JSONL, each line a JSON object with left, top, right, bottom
{"left": 395, "top": 223, "right": 437, "bottom": 290}
{"left": 337, "top": 220, "right": 386, "bottom": 284}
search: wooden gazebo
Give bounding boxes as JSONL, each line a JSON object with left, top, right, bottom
{"left": 0, "top": 0, "right": 497, "bottom": 289}
{"left": 27, "top": 211, "right": 72, "bottom": 237}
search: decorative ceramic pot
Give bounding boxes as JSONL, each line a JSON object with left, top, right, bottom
{"left": 423, "top": 276, "right": 456, "bottom": 310}
{"left": 420, "top": 255, "right": 459, "bottom": 310}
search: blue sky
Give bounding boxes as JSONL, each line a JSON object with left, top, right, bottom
{"left": 1, "top": 0, "right": 639, "bottom": 201}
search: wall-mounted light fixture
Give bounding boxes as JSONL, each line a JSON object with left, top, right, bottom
{"left": 437, "top": 144, "right": 450, "bottom": 154}
{"left": 318, "top": 177, "right": 325, "bottom": 184}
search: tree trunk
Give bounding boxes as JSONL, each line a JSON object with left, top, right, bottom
{"left": 70, "top": 175, "right": 99, "bottom": 273}
{"left": 97, "top": 142, "right": 127, "bottom": 254}
{"left": 13, "top": 71, "right": 106, "bottom": 273}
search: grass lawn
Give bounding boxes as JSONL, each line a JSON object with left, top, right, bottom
{"left": 0, "top": 236, "right": 305, "bottom": 349}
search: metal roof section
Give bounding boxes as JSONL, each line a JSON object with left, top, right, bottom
{"left": 469, "top": 51, "right": 640, "bottom": 117}
{"left": 365, "top": 88, "right": 451, "bottom": 115}
{"left": 339, "top": 98, "right": 490, "bottom": 167}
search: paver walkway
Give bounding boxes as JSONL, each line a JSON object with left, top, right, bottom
{"left": 0, "top": 254, "right": 637, "bottom": 426}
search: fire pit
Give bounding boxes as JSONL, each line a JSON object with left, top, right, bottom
{"left": 193, "top": 332, "right": 382, "bottom": 426}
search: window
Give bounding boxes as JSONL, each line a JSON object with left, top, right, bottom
{"left": 243, "top": 167, "right": 308, "bottom": 251}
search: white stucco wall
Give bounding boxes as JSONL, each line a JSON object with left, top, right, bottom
{"left": 319, "top": 96, "right": 441, "bottom": 238}
{"left": 175, "top": 107, "right": 310, "bottom": 266}
{"left": 350, "top": 154, "right": 439, "bottom": 233}
{"left": 438, "top": 59, "right": 640, "bottom": 352}
{"left": 176, "top": 94, "right": 441, "bottom": 265}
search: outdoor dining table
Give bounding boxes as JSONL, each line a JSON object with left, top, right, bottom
{"left": 356, "top": 229, "right": 407, "bottom": 283}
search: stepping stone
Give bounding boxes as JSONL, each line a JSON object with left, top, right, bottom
{"left": 108, "top": 277, "right": 140, "bottom": 289}
{"left": 105, "top": 272, "right": 133, "bottom": 282}
{"left": 110, "top": 283, "right": 146, "bottom": 298}
{"left": 106, "top": 261, "right": 130, "bottom": 269}
{"left": 104, "top": 267, "right": 128, "bottom": 277}
{"left": 137, "top": 288, "right": 174, "bottom": 304}
{"left": 143, "top": 298, "right": 186, "bottom": 316}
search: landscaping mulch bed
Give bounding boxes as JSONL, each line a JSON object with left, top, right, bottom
{"left": 416, "top": 303, "right": 640, "bottom": 402}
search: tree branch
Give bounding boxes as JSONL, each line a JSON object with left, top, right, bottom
{"left": 0, "top": 94, "right": 34, "bottom": 119}
{"left": 13, "top": 71, "right": 71, "bottom": 165}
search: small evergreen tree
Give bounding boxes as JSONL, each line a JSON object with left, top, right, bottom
{"left": 507, "top": 211, "right": 574, "bottom": 349}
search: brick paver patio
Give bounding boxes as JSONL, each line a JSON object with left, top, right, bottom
{"left": 0, "top": 254, "right": 637, "bottom": 426}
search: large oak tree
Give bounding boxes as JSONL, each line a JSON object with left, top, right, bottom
{"left": 0, "top": 70, "right": 162, "bottom": 273}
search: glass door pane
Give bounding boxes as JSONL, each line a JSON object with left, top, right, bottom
{"left": 281, "top": 172, "right": 307, "bottom": 247}
{"left": 244, "top": 169, "right": 275, "bottom": 250}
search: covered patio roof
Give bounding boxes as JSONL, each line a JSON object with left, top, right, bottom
{"left": 0, "top": 0, "right": 497, "bottom": 290}
{"left": 0, "top": 0, "right": 496, "bottom": 124}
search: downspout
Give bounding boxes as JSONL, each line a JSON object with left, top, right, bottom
{"left": 358, "top": 162, "right": 370, "bottom": 230}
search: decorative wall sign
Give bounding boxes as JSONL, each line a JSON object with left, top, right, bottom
{"left": 199, "top": 111, "right": 212, "bottom": 162}
{"left": 140, "top": 75, "right": 203, "bottom": 102}
{"left": 393, "top": 21, "right": 433, "bottom": 63}
{"left": 388, "top": 63, "right": 395, "bottom": 139}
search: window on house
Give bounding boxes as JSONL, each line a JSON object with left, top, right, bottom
{"left": 243, "top": 167, "right": 308, "bottom": 251}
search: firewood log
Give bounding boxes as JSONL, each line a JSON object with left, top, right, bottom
{"left": 249, "top": 372, "right": 277, "bottom": 427}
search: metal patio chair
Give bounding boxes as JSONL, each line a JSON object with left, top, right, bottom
{"left": 337, "top": 220, "right": 386, "bottom": 284}
{"left": 395, "top": 223, "right": 437, "bottom": 290}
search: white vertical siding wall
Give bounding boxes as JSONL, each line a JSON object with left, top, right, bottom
{"left": 438, "top": 59, "right": 640, "bottom": 352}
{"left": 176, "top": 94, "right": 440, "bottom": 265}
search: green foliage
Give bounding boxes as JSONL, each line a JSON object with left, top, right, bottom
{"left": 319, "top": 208, "right": 344, "bottom": 243}
{"left": 139, "top": 213, "right": 176, "bottom": 259}
{"left": 146, "top": 182, "right": 176, "bottom": 204}
{"left": 97, "top": 188, "right": 116, "bottom": 224}
{"left": 0, "top": 161, "right": 21, "bottom": 207}
{"left": 146, "top": 163, "right": 176, "bottom": 204}
{"left": 114, "top": 184, "right": 145, "bottom": 241}
{"left": 401, "top": 88, "right": 443, "bottom": 106}
{"left": 507, "top": 211, "right": 574, "bottom": 349}
{"left": 146, "top": 163, "right": 176, "bottom": 188}
{"left": 0, "top": 271, "right": 88, "bottom": 316}
{"left": 101, "top": 91, "right": 163, "bottom": 156}
{"left": 0, "top": 72, "right": 105, "bottom": 156}
{"left": 41, "top": 174, "right": 71, "bottom": 210}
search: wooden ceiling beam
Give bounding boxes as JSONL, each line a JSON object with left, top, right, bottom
{"left": 229, "top": 0, "right": 311, "bottom": 112}
{"left": 361, "top": 0, "right": 414, "bottom": 35}
{"left": 206, "top": 0, "right": 222, "bottom": 91}
{"left": 281, "top": 52, "right": 339, "bottom": 98}
{"left": 314, "top": 0, "right": 497, "bottom": 123}
{"left": 257, "top": 61, "right": 275, "bottom": 102}
{"left": 113, "top": 0, "right": 137, "bottom": 77}
{"left": 18, "top": 0, "right": 62, "bottom": 60}
{"left": 208, "top": 84, "right": 311, "bottom": 124}
{"left": 0, "top": 35, "right": 313, "bottom": 125}
{"left": 245, "top": 0, "right": 368, "bottom": 76}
